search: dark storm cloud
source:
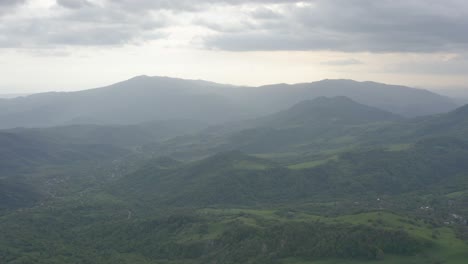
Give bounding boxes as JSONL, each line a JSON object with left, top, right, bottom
{"left": 203, "top": 0, "right": 468, "bottom": 53}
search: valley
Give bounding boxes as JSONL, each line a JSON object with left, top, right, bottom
{"left": 1, "top": 77, "right": 467, "bottom": 263}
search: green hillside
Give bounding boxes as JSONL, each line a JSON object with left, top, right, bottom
{"left": 0, "top": 94, "right": 468, "bottom": 263}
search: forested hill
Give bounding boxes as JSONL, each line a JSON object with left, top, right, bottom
{"left": 250, "top": 96, "right": 402, "bottom": 127}
{"left": 111, "top": 137, "right": 468, "bottom": 208}
{"left": 0, "top": 131, "right": 128, "bottom": 174}
{"left": 0, "top": 83, "right": 467, "bottom": 264}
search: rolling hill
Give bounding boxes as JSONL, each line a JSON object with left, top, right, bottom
{"left": 112, "top": 136, "right": 468, "bottom": 208}
{"left": 226, "top": 97, "right": 402, "bottom": 153}
{"left": 225, "top": 79, "right": 457, "bottom": 117}
{"left": 0, "top": 131, "right": 128, "bottom": 175}
{"left": 0, "top": 81, "right": 467, "bottom": 264}
{"left": 250, "top": 96, "right": 402, "bottom": 128}
{"left": 0, "top": 177, "right": 42, "bottom": 211}
{"left": 6, "top": 119, "right": 207, "bottom": 148}
{"left": 151, "top": 96, "right": 403, "bottom": 156}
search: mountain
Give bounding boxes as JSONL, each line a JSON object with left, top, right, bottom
{"left": 238, "top": 79, "right": 457, "bottom": 117}
{"left": 253, "top": 96, "right": 402, "bottom": 127}
{"left": 414, "top": 104, "right": 468, "bottom": 137}
{"left": 360, "top": 102, "right": 468, "bottom": 145}
{"left": 1, "top": 91, "right": 468, "bottom": 263}
{"left": 0, "top": 76, "right": 457, "bottom": 129}
{"left": 0, "top": 76, "right": 244, "bottom": 129}
{"left": 428, "top": 87, "right": 468, "bottom": 105}
{"left": 0, "top": 93, "right": 29, "bottom": 99}
{"left": 228, "top": 97, "right": 403, "bottom": 153}
{"left": 154, "top": 96, "right": 403, "bottom": 156}
{"left": 242, "top": 98, "right": 468, "bottom": 156}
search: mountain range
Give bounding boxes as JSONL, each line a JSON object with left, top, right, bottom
{"left": 0, "top": 76, "right": 457, "bottom": 129}
{"left": 1, "top": 76, "right": 468, "bottom": 264}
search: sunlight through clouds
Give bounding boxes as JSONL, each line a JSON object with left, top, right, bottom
{"left": 0, "top": 0, "right": 467, "bottom": 92}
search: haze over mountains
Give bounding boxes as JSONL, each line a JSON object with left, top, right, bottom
{"left": 0, "top": 76, "right": 457, "bottom": 129}
{"left": 4, "top": 0, "right": 468, "bottom": 262}
{"left": 1, "top": 75, "right": 468, "bottom": 263}
{"left": 0, "top": 94, "right": 30, "bottom": 99}
{"left": 430, "top": 87, "right": 468, "bottom": 105}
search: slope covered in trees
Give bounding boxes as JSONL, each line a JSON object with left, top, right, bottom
{"left": 0, "top": 86, "right": 467, "bottom": 263}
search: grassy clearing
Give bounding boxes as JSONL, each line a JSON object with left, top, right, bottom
{"left": 288, "top": 156, "right": 338, "bottom": 169}
{"left": 199, "top": 209, "right": 468, "bottom": 264}
{"left": 446, "top": 190, "right": 468, "bottom": 198}
{"left": 232, "top": 160, "right": 272, "bottom": 170}
{"left": 386, "top": 143, "right": 412, "bottom": 151}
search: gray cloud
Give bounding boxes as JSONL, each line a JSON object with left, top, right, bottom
{"left": 250, "top": 7, "right": 283, "bottom": 20}
{"left": 203, "top": 0, "right": 468, "bottom": 53}
{"left": 194, "top": 18, "right": 255, "bottom": 33}
{"left": 0, "top": 2, "right": 169, "bottom": 48}
{"left": 2, "top": 0, "right": 468, "bottom": 54}
{"left": 57, "top": 0, "right": 92, "bottom": 9}
{"left": 0, "top": 0, "right": 25, "bottom": 7}
{"left": 108, "top": 0, "right": 296, "bottom": 12}
{"left": 321, "top": 59, "right": 363, "bottom": 66}
{"left": 390, "top": 54, "right": 468, "bottom": 75}
{"left": 1, "top": 0, "right": 296, "bottom": 49}
{"left": 0, "top": 0, "right": 26, "bottom": 15}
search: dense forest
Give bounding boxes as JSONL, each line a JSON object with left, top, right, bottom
{"left": 0, "top": 78, "right": 468, "bottom": 264}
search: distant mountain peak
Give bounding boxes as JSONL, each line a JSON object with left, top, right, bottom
{"left": 452, "top": 103, "right": 468, "bottom": 115}
{"left": 318, "top": 78, "right": 357, "bottom": 84}
{"left": 131, "top": 74, "right": 151, "bottom": 79}
{"left": 286, "top": 96, "right": 356, "bottom": 112}
{"left": 261, "top": 96, "right": 402, "bottom": 128}
{"left": 306, "top": 95, "right": 355, "bottom": 104}
{"left": 0, "top": 76, "right": 458, "bottom": 129}
{"left": 287, "top": 96, "right": 389, "bottom": 112}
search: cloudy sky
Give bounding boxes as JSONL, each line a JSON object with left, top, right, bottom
{"left": 1, "top": 0, "right": 468, "bottom": 93}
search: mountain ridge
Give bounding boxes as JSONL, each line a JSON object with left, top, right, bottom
{"left": 0, "top": 76, "right": 457, "bottom": 129}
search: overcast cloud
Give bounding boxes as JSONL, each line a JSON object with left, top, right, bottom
{"left": 0, "top": 0, "right": 26, "bottom": 15}
{"left": 204, "top": 0, "right": 468, "bottom": 53}
{"left": 0, "top": 0, "right": 467, "bottom": 52}
{"left": 390, "top": 54, "right": 468, "bottom": 75}
{"left": 1, "top": 0, "right": 468, "bottom": 92}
